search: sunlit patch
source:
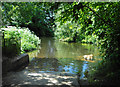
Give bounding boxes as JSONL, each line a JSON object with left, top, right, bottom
{"left": 49, "top": 78, "right": 58, "bottom": 84}
{"left": 23, "top": 82, "right": 31, "bottom": 84}
{"left": 46, "top": 83, "right": 54, "bottom": 85}
{"left": 36, "top": 78, "right": 42, "bottom": 80}
{"left": 11, "top": 84, "right": 15, "bottom": 86}
{"left": 61, "top": 81, "right": 72, "bottom": 85}
{"left": 28, "top": 73, "right": 42, "bottom": 76}
{"left": 70, "top": 63, "right": 74, "bottom": 65}
{"left": 81, "top": 43, "right": 88, "bottom": 45}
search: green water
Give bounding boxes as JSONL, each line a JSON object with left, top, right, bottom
{"left": 27, "top": 37, "right": 101, "bottom": 78}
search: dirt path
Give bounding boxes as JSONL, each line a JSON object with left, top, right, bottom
{"left": 2, "top": 69, "right": 80, "bottom": 87}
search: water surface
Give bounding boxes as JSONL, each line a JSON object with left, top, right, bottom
{"left": 27, "top": 37, "right": 101, "bottom": 78}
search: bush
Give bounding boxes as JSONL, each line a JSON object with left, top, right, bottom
{"left": 2, "top": 28, "right": 21, "bottom": 57}
{"left": 2, "top": 26, "right": 41, "bottom": 57}
{"left": 18, "top": 27, "right": 41, "bottom": 53}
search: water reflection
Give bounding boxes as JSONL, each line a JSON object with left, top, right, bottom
{"left": 27, "top": 37, "right": 100, "bottom": 75}
{"left": 27, "top": 58, "right": 83, "bottom": 74}
{"left": 80, "top": 61, "right": 88, "bottom": 79}
{"left": 28, "top": 37, "right": 99, "bottom": 59}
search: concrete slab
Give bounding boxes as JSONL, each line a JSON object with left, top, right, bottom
{"left": 2, "top": 70, "right": 80, "bottom": 86}
{"left": 2, "top": 54, "right": 29, "bottom": 75}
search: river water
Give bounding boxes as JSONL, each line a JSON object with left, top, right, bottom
{"left": 27, "top": 37, "right": 101, "bottom": 79}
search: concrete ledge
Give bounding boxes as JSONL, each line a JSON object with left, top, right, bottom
{"left": 2, "top": 53, "right": 29, "bottom": 75}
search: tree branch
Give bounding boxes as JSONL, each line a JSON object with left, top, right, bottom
{"left": 79, "top": 3, "right": 113, "bottom": 28}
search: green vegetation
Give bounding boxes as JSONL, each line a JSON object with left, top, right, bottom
{"left": 54, "top": 2, "right": 97, "bottom": 43}
{"left": 2, "top": 26, "right": 41, "bottom": 57}
{"left": 2, "top": 27, "right": 21, "bottom": 57}
{"left": 54, "top": 2, "right": 120, "bottom": 85}
{"left": 18, "top": 27, "right": 41, "bottom": 53}
{"left": 1, "top": 2, "right": 120, "bottom": 86}
{"left": 2, "top": 2, "right": 55, "bottom": 37}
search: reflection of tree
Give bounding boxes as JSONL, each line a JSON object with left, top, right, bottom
{"left": 80, "top": 61, "right": 88, "bottom": 79}
{"left": 37, "top": 37, "right": 57, "bottom": 58}
{"left": 28, "top": 50, "right": 40, "bottom": 60}
{"left": 34, "top": 37, "right": 99, "bottom": 59}
{"left": 54, "top": 40, "right": 99, "bottom": 58}
{"left": 57, "top": 58, "right": 83, "bottom": 74}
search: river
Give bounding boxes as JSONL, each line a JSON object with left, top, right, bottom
{"left": 27, "top": 37, "right": 101, "bottom": 78}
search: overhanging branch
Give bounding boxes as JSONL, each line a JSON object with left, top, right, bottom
{"left": 78, "top": 2, "right": 113, "bottom": 28}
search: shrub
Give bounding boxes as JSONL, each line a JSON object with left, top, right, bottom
{"left": 2, "top": 26, "right": 41, "bottom": 57}
{"left": 18, "top": 27, "right": 41, "bottom": 53}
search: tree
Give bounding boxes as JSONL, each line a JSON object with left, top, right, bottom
{"left": 54, "top": 2, "right": 120, "bottom": 83}
{"left": 2, "top": 2, "right": 55, "bottom": 36}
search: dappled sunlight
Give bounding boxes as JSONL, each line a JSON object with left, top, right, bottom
{"left": 2, "top": 2, "right": 120, "bottom": 86}
{"left": 3, "top": 68, "right": 79, "bottom": 86}
{"left": 28, "top": 73, "right": 43, "bottom": 76}
{"left": 15, "top": 72, "right": 78, "bottom": 85}
{"left": 23, "top": 82, "right": 31, "bottom": 85}
{"left": 3, "top": 38, "right": 101, "bottom": 86}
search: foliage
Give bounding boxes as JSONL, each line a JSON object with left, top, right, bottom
{"left": 2, "top": 26, "right": 41, "bottom": 57}
{"left": 19, "top": 27, "right": 41, "bottom": 53}
{"left": 2, "top": 28, "right": 21, "bottom": 57}
{"left": 54, "top": 2, "right": 120, "bottom": 58}
{"left": 81, "top": 34, "right": 98, "bottom": 44}
{"left": 2, "top": 2, "right": 55, "bottom": 37}
{"left": 54, "top": 2, "right": 95, "bottom": 43}
{"left": 2, "top": 2, "right": 120, "bottom": 85}
{"left": 54, "top": 2, "right": 120, "bottom": 85}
